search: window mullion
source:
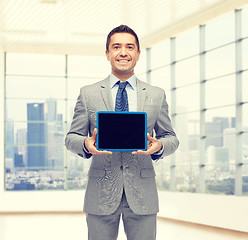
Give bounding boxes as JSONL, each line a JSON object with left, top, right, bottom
{"left": 170, "top": 37, "right": 176, "bottom": 191}
{"left": 235, "top": 9, "right": 243, "bottom": 196}
{"left": 199, "top": 24, "right": 206, "bottom": 193}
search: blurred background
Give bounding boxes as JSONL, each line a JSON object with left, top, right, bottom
{"left": 0, "top": 0, "right": 248, "bottom": 239}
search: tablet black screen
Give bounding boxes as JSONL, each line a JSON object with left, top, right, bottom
{"left": 97, "top": 112, "right": 147, "bottom": 151}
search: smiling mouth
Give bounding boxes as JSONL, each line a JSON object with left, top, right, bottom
{"left": 117, "top": 59, "right": 130, "bottom": 63}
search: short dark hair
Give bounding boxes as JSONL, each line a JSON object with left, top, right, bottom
{"left": 106, "top": 25, "right": 140, "bottom": 52}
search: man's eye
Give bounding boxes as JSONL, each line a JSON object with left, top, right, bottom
{"left": 114, "top": 46, "right": 119, "bottom": 49}
{"left": 128, "top": 46, "right": 133, "bottom": 50}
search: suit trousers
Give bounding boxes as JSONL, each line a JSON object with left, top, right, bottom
{"left": 86, "top": 190, "right": 157, "bottom": 240}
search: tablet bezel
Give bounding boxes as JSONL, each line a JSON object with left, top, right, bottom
{"left": 96, "top": 111, "right": 147, "bottom": 152}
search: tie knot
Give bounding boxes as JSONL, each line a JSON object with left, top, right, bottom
{"left": 118, "top": 81, "right": 128, "bottom": 90}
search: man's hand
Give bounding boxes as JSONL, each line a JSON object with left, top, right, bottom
{"left": 132, "top": 133, "right": 162, "bottom": 155}
{"left": 84, "top": 128, "right": 112, "bottom": 155}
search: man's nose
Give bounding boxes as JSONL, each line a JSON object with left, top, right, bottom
{"left": 120, "top": 47, "right": 127, "bottom": 56}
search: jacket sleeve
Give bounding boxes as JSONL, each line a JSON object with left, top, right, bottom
{"left": 65, "top": 87, "right": 90, "bottom": 158}
{"left": 154, "top": 90, "right": 179, "bottom": 160}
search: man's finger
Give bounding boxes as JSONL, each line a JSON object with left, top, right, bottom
{"left": 132, "top": 150, "right": 150, "bottom": 155}
{"left": 132, "top": 150, "right": 143, "bottom": 155}
{"left": 147, "top": 133, "right": 156, "bottom": 142}
{"left": 88, "top": 144, "right": 112, "bottom": 155}
{"left": 100, "top": 150, "right": 112, "bottom": 155}
{"left": 92, "top": 128, "right": 98, "bottom": 140}
{"left": 92, "top": 149, "right": 112, "bottom": 155}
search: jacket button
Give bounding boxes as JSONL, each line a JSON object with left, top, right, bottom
{"left": 120, "top": 166, "right": 123, "bottom": 170}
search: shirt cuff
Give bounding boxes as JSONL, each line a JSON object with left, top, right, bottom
{"left": 151, "top": 145, "right": 164, "bottom": 160}
{"left": 82, "top": 141, "right": 92, "bottom": 159}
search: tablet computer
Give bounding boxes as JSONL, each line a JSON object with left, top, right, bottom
{"left": 96, "top": 111, "right": 147, "bottom": 152}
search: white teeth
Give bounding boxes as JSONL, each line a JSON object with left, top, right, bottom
{"left": 119, "top": 60, "right": 128, "bottom": 62}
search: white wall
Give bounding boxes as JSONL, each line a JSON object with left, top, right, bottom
{"left": 158, "top": 191, "right": 248, "bottom": 232}
{"left": 0, "top": 190, "right": 84, "bottom": 212}
{"left": 0, "top": 190, "right": 248, "bottom": 233}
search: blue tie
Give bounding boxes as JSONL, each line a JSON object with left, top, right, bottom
{"left": 115, "top": 81, "right": 129, "bottom": 112}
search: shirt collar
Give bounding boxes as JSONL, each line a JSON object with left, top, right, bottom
{"left": 110, "top": 73, "right": 136, "bottom": 90}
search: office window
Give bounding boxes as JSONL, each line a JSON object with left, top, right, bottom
{"left": 150, "top": 67, "right": 171, "bottom": 104}
{"left": 175, "top": 56, "right": 199, "bottom": 87}
{"left": 67, "top": 55, "right": 109, "bottom": 78}
{"left": 205, "top": 12, "right": 235, "bottom": 50}
{"left": 6, "top": 53, "right": 65, "bottom": 76}
{"left": 173, "top": 112, "right": 200, "bottom": 193}
{"left": 150, "top": 39, "right": 170, "bottom": 69}
{"left": 205, "top": 75, "right": 235, "bottom": 108}
{"left": 242, "top": 39, "right": 248, "bottom": 70}
{"left": 175, "top": 112, "right": 200, "bottom": 156}
{"left": 5, "top": 53, "right": 66, "bottom": 191}
{"left": 176, "top": 84, "right": 200, "bottom": 113}
{"left": 135, "top": 49, "right": 147, "bottom": 77}
{"left": 4, "top": 8, "right": 248, "bottom": 195}
{"left": 205, "top": 106, "right": 235, "bottom": 132}
{"left": 154, "top": 158, "right": 171, "bottom": 191}
{"left": 175, "top": 165, "right": 199, "bottom": 192}
{"left": 243, "top": 72, "right": 248, "bottom": 102}
{"left": 175, "top": 111, "right": 200, "bottom": 189}
{"left": 4, "top": 53, "right": 109, "bottom": 191}
{"left": 6, "top": 76, "right": 66, "bottom": 99}
{"left": 176, "top": 27, "right": 199, "bottom": 60}
{"left": 204, "top": 106, "right": 236, "bottom": 195}
{"left": 243, "top": 104, "right": 248, "bottom": 128}
{"left": 205, "top": 163, "right": 236, "bottom": 195}
{"left": 205, "top": 44, "right": 235, "bottom": 79}
{"left": 148, "top": 8, "right": 247, "bottom": 195}
{"left": 243, "top": 130, "right": 248, "bottom": 196}
{"left": 242, "top": 6, "right": 248, "bottom": 38}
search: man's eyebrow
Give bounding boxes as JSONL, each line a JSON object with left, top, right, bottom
{"left": 111, "top": 43, "right": 120, "bottom": 47}
{"left": 111, "top": 43, "right": 135, "bottom": 46}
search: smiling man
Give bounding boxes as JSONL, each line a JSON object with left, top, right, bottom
{"left": 65, "top": 25, "right": 179, "bottom": 240}
{"left": 105, "top": 31, "right": 140, "bottom": 81}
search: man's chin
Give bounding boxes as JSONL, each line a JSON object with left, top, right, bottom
{"left": 115, "top": 68, "right": 133, "bottom": 75}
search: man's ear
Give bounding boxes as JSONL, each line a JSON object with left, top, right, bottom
{"left": 136, "top": 50, "right": 141, "bottom": 61}
{"left": 105, "top": 50, "right": 110, "bottom": 61}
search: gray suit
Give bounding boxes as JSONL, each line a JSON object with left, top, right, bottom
{"left": 65, "top": 76, "right": 179, "bottom": 216}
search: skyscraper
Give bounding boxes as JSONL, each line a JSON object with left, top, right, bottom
{"left": 14, "top": 153, "right": 24, "bottom": 168}
{"left": 45, "top": 98, "right": 64, "bottom": 168}
{"left": 15, "top": 128, "right": 27, "bottom": 166}
{"left": 5, "top": 118, "right": 15, "bottom": 160}
{"left": 205, "top": 117, "right": 231, "bottom": 149}
{"left": 46, "top": 98, "right": 57, "bottom": 121}
{"left": 27, "top": 103, "right": 47, "bottom": 169}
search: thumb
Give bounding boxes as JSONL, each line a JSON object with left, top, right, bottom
{"left": 92, "top": 128, "right": 98, "bottom": 140}
{"left": 147, "top": 133, "right": 156, "bottom": 142}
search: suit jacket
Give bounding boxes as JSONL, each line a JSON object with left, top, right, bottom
{"left": 65, "top": 76, "right": 179, "bottom": 215}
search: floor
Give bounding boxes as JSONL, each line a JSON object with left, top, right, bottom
{"left": 0, "top": 213, "right": 248, "bottom": 240}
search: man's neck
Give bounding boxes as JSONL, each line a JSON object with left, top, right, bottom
{"left": 111, "top": 71, "right": 134, "bottom": 82}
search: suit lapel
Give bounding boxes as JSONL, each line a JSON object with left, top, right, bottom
{"left": 100, "top": 76, "right": 115, "bottom": 111}
{"left": 137, "top": 79, "right": 147, "bottom": 112}
{"left": 99, "top": 77, "right": 147, "bottom": 112}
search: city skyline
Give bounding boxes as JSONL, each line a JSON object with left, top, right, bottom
{"left": 4, "top": 97, "right": 248, "bottom": 192}
{"left": 6, "top": 98, "right": 65, "bottom": 168}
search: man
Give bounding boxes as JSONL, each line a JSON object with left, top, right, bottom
{"left": 65, "top": 25, "right": 179, "bottom": 240}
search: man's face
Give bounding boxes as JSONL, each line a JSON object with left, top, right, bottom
{"left": 105, "top": 33, "right": 140, "bottom": 80}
